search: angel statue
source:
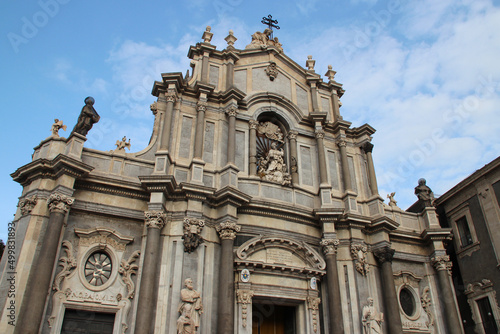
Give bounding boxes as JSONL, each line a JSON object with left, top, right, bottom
{"left": 115, "top": 136, "right": 131, "bottom": 151}
{"left": 387, "top": 192, "right": 397, "bottom": 207}
{"left": 51, "top": 119, "right": 67, "bottom": 137}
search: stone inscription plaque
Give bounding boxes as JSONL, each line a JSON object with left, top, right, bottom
{"left": 267, "top": 248, "right": 292, "bottom": 265}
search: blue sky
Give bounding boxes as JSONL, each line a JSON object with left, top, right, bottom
{"left": 1, "top": 0, "right": 500, "bottom": 242}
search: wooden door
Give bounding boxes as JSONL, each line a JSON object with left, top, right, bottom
{"left": 252, "top": 304, "right": 295, "bottom": 334}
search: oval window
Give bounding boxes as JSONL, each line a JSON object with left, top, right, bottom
{"left": 85, "top": 252, "right": 112, "bottom": 286}
{"left": 399, "top": 287, "right": 416, "bottom": 317}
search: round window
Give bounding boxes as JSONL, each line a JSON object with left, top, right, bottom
{"left": 84, "top": 252, "right": 112, "bottom": 286}
{"left": 399, "top": 287, "right": 416, "bottom": 317}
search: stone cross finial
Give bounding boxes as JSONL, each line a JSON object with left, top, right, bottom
{"left": 225, "top": 30, "right": 237, "bottom": 49}
{"left": 202, "top": 26, "right": 213, "bottom": 43}
{"left": 325, "top": 65, "right": 337, "bottom": 82}
{"left": 306, "top": 55, "right": 316, "bottom": 71}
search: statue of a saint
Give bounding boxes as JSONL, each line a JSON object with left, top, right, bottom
{"left": 362, "top": 297, "right": 383, "bottom": 334}
{"left": 177, "top": 278, "right": 203, "bottom": 334}
{"left": 414, "top": 178, "right": 435, "bottom": 207}
{"left": 72, "top": 96, "right": 100, "bottom": 136}
{"left": 51, "top": 119, "right": 66, "bottom": 137}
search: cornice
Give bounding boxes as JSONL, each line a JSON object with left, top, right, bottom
{"left": 139, "top": 174, "right": 178, "bottom": 196}
{"left": 239, "top": 199, "right": 316, "bottom": 226}
{"left": 208, "top": 186, "right": 252, "bottom": 208}
{"left": 11, "top": 154, "right": 94, "bottom": 186}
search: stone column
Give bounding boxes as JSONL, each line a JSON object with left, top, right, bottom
{"left": 193, "top": 101, "right": 207, "bottom": 160}
{"left": 315, "top": 129, "right": 329, "bottom": 185}
{"left": 374, "top": 247, "right": 403, "bottom": 334}
{"left": 431, "top": 255, "right": 463, "bottom": 333}
{"left": 337, "top": 139, "right": 352, "bottom": 191}
{"left": 227, "top": 105, "right": 237, "bottom": 165}
{"left": 14, "top": 193, "right": 74, "bottom": 334}
{"left": 216, "top": 222, "right": 241, "bottom": 334}
{"left": 288, "top": 131, "right": 299, "bottom": 185}
{"left": 320, "top": 239, "right": 344, "bottom": 334}
{"left": 362, "top": 142, "right": 379, "bottom": 196}
{"left": 159, "top": 89, "right": 177, "bottom": 151}
{"left": 134, "top": 211, "right": 166, "bottom": 334}
{"left": 249, "top": 120, "right": 258, "bottom": 176}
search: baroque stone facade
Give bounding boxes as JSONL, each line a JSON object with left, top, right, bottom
{"left": 0, "top": 27, "right": 464, "bottom": 334}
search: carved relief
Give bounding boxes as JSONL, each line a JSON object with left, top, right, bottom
{"left": 182, "top": 218, "right": 205, "bottom": 253}
{"left": 75, "top": 227, "right": 134, "bottom": 252}
{"left": 47, "top": 193, "right": 74, "bottom": 214}
{"left": 307, "top": 296, "right": 321, "bottom": 333}
{"left": 115, "top": 136, "right": 131, "bottom": 152}
{"left": 245, "top": 29, "right": 283, "bottom": 52}
{"left": 18, "top": 196, "right": 37, "bottom": 215}
{"left": 265, "top": 61, "right": 279, "bottom": 81}
{"left": 351, "top": 244, "right": 369, "bottom": 275}
{"left": 53, "top": 241, "right": 77, "bottom": 291}
{"left": 119, "top": 250, "right": 140, "bottom": 299}
{"left": 257, "top": 121, "right": 284, "bottom": 142}
{"left": 237, "top": 289, "right": 254, "bottom": 328}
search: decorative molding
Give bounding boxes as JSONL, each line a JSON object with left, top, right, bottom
{"left": 249, "top": 119, "right": 259, "bottom": 130}
{"left": 320, "top": 238, "right": 339, "bottom": 255}
{"left": 287, "top": 130, "right": 298, "bottom": 140}
{"left": 431, "top": 255, "right": 452, "bottom": 275}
{"left": 144, "top": 210, "right": 167, "bottom": 229}
{"left": 337, "top": 139, "right": 347, "bottom": 148}
{"left": 315, "top": 129, "right": 325, "bottom": 140}
{"left": 18, "top": 196, "right": 38, "bottom": 215}
{"left": 47, "top": 193, "right": 74, "bottom": 214}
{"left": 119, "top": 250, "right": 140, "bottom": 299}
{"left": 150, "top": 101, "right": 158, "bottom": 114}
{"left": 196, "top": 100, "right": 207, "bottom": 113}
{"left": 166, "top": 88, "right": 177, "bottom": 103}
{"left": 351, "top": 243, "right": 369, "bottom": 275}
{"left": 237, "top": 289, "right": 254, "bottom": 328}
{"left": 75, "top": 227, "right": 134, "bottom": 252}
{"left": 216, "top": 222, "right": 241, "bottom": 240}
{"left": 307, "top": 296, "right": 321, "bottom": 333}
{"left": 183, "top": 218, "right": 205, "bottom": 253}
{"left": 52, "top": 240, "right": 77, "bottom": 292}
{"left": 236, "top": 235, "right": 326, "bottom": 270}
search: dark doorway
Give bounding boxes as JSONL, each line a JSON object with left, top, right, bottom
{"left": 252, "top": 304, "right": 296, "bottom": 334}
{"left": 61, "top": 308, "right": 115, "bottom": 334}
{"left": 476, "top": 297, "right": 498, "bottom": 334}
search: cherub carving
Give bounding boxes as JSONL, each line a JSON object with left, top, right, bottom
{"left": 115, "top": 136, "right": 131, "bottom": 151}
{"left": 51, "top": 119, "right": 67, "bottom": 137}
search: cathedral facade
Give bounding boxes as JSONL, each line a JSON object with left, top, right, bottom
{"left": 0, "top": 27, "right": 463, "bottom": 334}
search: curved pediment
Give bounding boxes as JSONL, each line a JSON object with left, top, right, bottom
{"left": 236, "top": 236, "right": 325, "bottom": 270}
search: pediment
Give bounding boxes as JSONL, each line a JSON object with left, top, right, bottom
{"left": 236, "top": 236, "right": 325, "bottom": 270}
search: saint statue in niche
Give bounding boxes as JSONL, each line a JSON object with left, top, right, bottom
{"left": 362, "top": 297, "right": 383, "bottom": 334}
{"left": 256, "top": 121, "right": 291, "bottom": 186}
{"left": 177, "top": 278, "right": 203, "bottom": 334}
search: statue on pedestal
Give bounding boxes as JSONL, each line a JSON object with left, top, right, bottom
{"left": 177, "top": 278, "right": 203, "bottom": 334}
{"left": 72, "top": 96, "right": 100, "bottom": 136}
{"left": 51, "top": 119, "right": 66, "bottom": 137}
{"left": 362, "top": 297, "right": 383, "bottom": 334}
{"left": 414, "top": 178, "right": 435, "bottom": 207}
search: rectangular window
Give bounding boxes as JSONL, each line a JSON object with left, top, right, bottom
{"left": 476, "top": 297, "right": 499, "bottom": 334}
{"left": 456, "top": 216, "right": 473, "bottom": 247}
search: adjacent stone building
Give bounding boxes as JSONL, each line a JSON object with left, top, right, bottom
{"left": 0, "top": 27, "right": 464, "bottom": 334}
{"left": 435, "top": 156, "right": 500, "bottom": 334}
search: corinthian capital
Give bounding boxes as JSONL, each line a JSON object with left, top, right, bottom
{"left": 216, "top": 222, "right": 241, "bottom": 240}
{"left": 315, "top": 129, "right": 325, "bottom": 139}
{"left": 226, "top": 105, "right": 238, "bottom": 117}
{"left": 48, "top": 193, "right": 74, "bottom": 214}
{"left": 431, "top": 255, "right": 452, "bottom": 274}
{"left": 196, "top": 101, "right": 207, "bottom": 113}
{"left": 374, "top": 246, "right": 395, "bottom": 264}
{"left": 18, "top": 196, "right": 38, "bottom": 216}
{"left": 166, "top": 89, "right": 177, "bottom": 103}
{"left": 144, "top": 211, "right": 167, "bottom": 229}
{"left": 337, "top": 139, "right": 347, "bottom": 148}
{"left": 362, "top": 142, "right": 374, "bottom": 153}
{"left": 320, "top": 238, "right": 339, "bottom": 255}
{"left": 249, "top": 120, "right": 259, "bottom": 130}
{"left": 287, "top": 130, "right": 298, "bottom": 140}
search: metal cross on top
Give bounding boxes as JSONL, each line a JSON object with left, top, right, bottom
{"left": 261, "top": 14, "right": 280, "bottom": 39}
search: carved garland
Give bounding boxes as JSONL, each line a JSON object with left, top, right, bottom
{"left": 307, "top": 296, "right": 321, "bottom": 333}
{"left": 351, "top": 244, "right": 369, "bottom": 276}
{"left": 420, "top": 286, "right": 434, "bottom": 327}
{"left": 183, "top": 218, "right": 205, "bottom": 253}
{"left": 18, "top": 196, "right": 38, "bottom": 216}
